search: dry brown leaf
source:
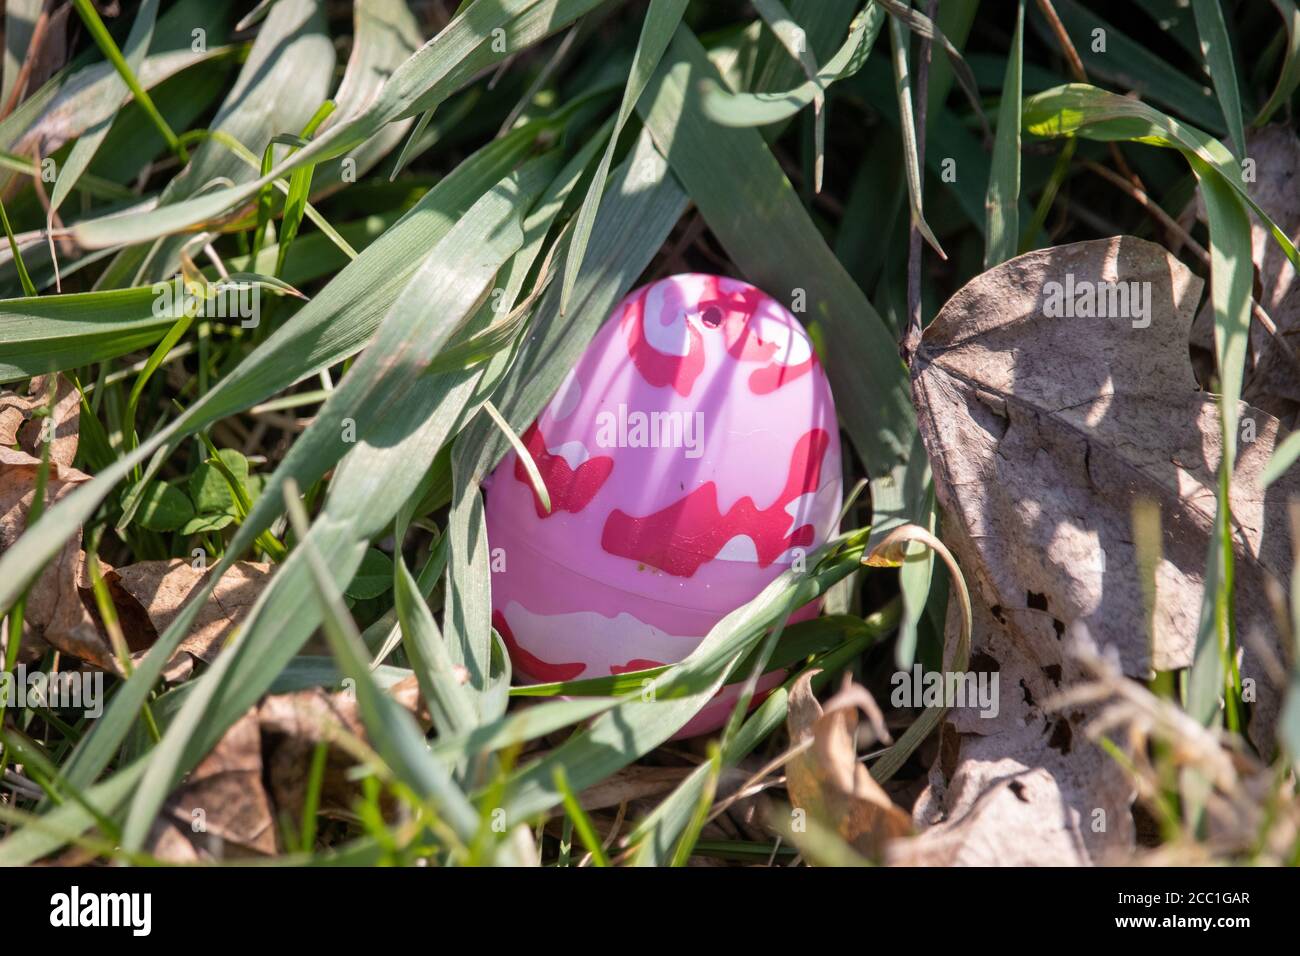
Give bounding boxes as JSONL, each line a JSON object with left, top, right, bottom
{"left": 105, "top": 559, "right": 273, "bottom": 680}
{"left": 259, "top": 676, "right": 429, "bottom": 824}
{"left": 148, "top": 677, "right": 430, "bottom": 861}
{"left": 150, "top": 708, "right": 278, "bottom": 860}
{"left": 1191, "top": 126, "right": 1300, "bottom": 426}
{"left": 913, "top": 236, "right": 1296, "bottom": 737}
{"left": 0, "top": 374, "right": 80, "bottom": 465}
{"left": 16, "top": 374, "right": 80, "bottom": 467}
{"left": 0, "top": 376, "right": 101, "bottom": 668}
{"left": 784, "top": 670, "right": 912, "bottom": 860}
{"left": 0, "top": 376, "right": 275, "bottom": 675}
{"left": 1236, "top": 126, "right": 1300, "bottom": 422}
{"left": 887, "top": 591, "right": 1136, "bottom": 866}
{"left": 904, "top": 235, "right": 1298, "bottom": 863}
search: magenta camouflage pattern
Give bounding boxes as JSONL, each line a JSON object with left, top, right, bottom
{"left": 485, "top": 273, "right": 842, "bottom": 736}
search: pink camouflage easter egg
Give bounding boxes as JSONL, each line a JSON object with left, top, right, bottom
{"left": 484, "top": 273, "right": 842, "bottom": 737}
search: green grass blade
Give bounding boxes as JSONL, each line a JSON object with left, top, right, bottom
{"left": 559, "top": 0, "right": 685, "bottom": 315}
{"left": 552, "top": 765, "right": 610, "bottom": 866}
{"left": 0, "top": 125, "right": 541, "bottom": 620}
{"left": 313, "top": 0, "right": 424, "bottom": 193}
{"left": 444, "top": 481, "right": 494, "bottom": 690}
{"left": 67, "top": 0, "right": 610, "bottom": 252}
{"left": 430, "top": 697, "right": 624, "bottom": 765}
{"left": 30, "top": 136, "right": 550, "bottom": 814}
{"left": 1254, "top": 0, "right": 1300, "bottom": 125}
{"left": 115, "top": 161, "right": 556, "bottom": 852}
{"left": 284, "top": 486, "right": 482, "bottom": 847}
{"left": 0, "top": 194, "right": 35, "bottom": 297}
{"left": 752, "top": 0, "right": 820, "bottom": 73}
{"left": 274, "top": 100, "right": 338, "bottom": 276}
{"left": 1186, "top": 157, "right": 1253, "bottom": 728}
{"left": 668, "top": 744, "right": 720, "bottom": 866}
{"left": 482, "top": 400, "right": 550, "bottom": 514}
{"left": 1046, "top": 0, "right": 1227, "bottom": 134}
{"left": 1263, "top": 431, "right": 1300, "bottom": 488}
{"left": 876, "top": 0, "right": 987, "bottom": 134}
{"left": 2, "top": 0, "right": 41, "bottom": 107}
{"left": 984, "top": 0, "right": 1023, "bottom": 269}
{"left": 235, "top": 0, "right": 278, "bottom": 31}
{"left": 1190, "top": 0, "right": 1246, "bottom": 159}
{"left": 1022, "top": 84, "right": 1299, "bottom": 271}
{"left": 69, "top": 0, "right": 186, "bottom": 163}
{"left": 751, "top": 0, "right": 826, "bottom": 190}
{"left": 703, "top": 3, "right": 885, "bottom": 128}
{"left": 178, "top": 127, "right": 359, "bottom": 264}
{"left": 893, "top": 484, "right": 937, "bottom": 667}
{"left": 51, "top": 0, "right": 162, "bottom": 215}
{"left": 394, "top": 553, "right": 480, "bottom": 738}
{"left": 121, "top": 306, "right": 195, "bottom": 454}
{"left": 0, "top": 287, "right": 179, "bottom": 380}
{"left": 888, "top": 7, "right": 946, "bottom": 258}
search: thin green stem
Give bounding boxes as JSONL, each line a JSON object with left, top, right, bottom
{"left": 553, "top": 765, "right": 610, "bottom": 867}
{"left": 0, "top": 194, "right": 35, "bottom": 296}
{"left": 71, "top": 0, "right": 188, "bottom": 164}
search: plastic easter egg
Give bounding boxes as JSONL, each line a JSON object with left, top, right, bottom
{"left": 484, "top": 273, "right": 842, "bottom": 736}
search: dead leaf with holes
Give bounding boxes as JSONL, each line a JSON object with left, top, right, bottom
{"left": 784, "top": 670, "right": 912, "bottom": 860}
{"left": 888, "top": 594, "right": 1137, "bottom": 865}
{"left": 903, "top": 235, "right": 1298, "bottom": 864}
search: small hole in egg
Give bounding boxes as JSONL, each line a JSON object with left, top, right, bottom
{"left": 700, "top": 306, "right": 723, "bottom": 328}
